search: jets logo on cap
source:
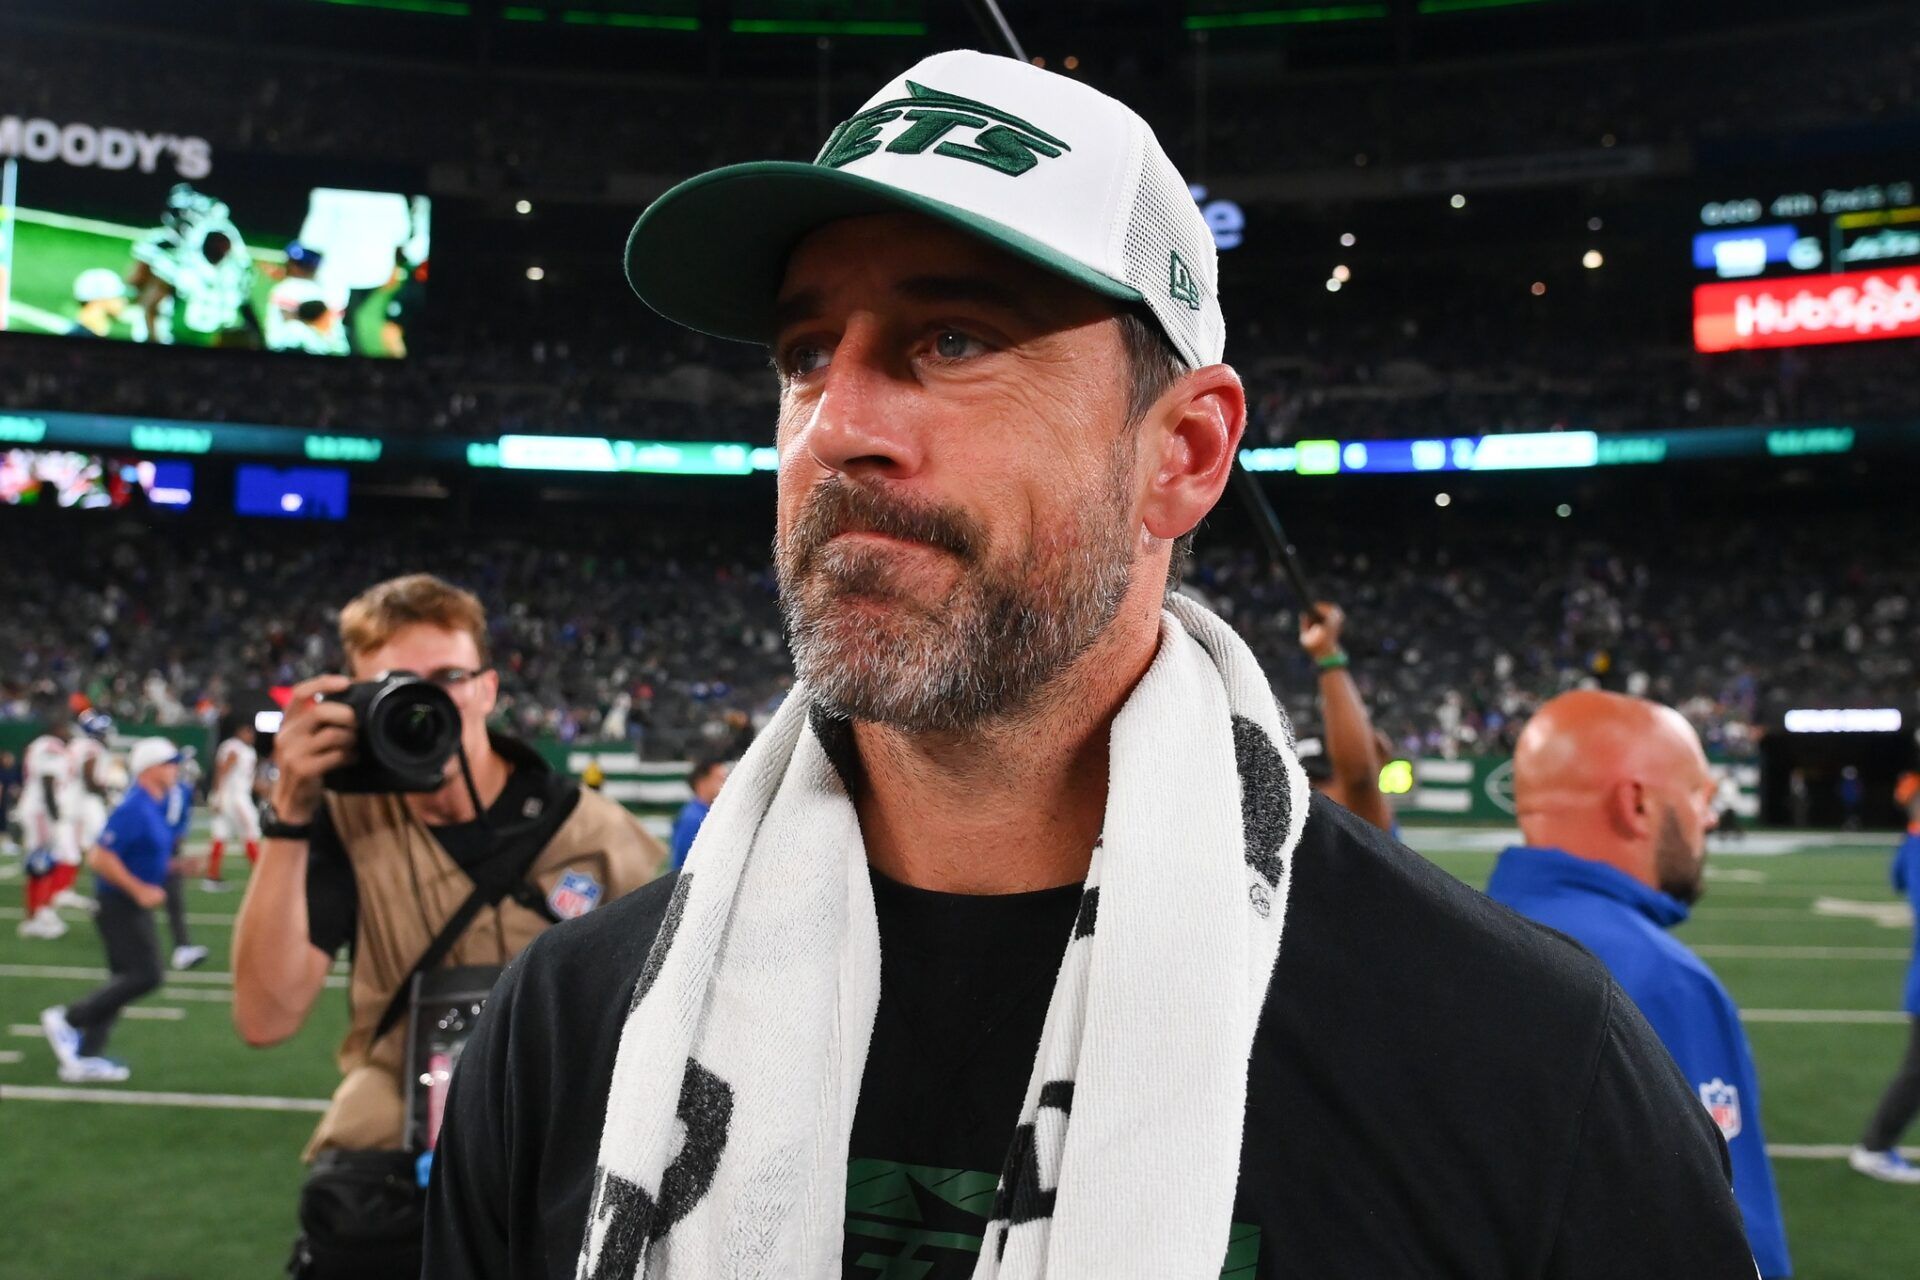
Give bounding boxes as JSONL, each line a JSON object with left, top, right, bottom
{"left": 1168, "top": 250, "right": 1202, "bottom": 310}
{"left": 817, "top": 81, "right": 1070, "bottom": 177}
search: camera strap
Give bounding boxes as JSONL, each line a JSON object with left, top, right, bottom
{"left": 371, "top": 784, "right": 579, "bottom": 1044}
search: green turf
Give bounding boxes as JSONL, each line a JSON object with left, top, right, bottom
{"left": 5, "top": 216, "right": 398, "bottom": 353}
{"left": 3, "top": 829, "right": 1916, "bottom": 1276}
{"left": 3, "top": 828, "right": 348, "bottom": 1276}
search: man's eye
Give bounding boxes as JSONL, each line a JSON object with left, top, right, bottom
{"left": 931, "top": 330, "right": 987, "bottom": 360}
{"left": 783, "top": 346, "right": 830, "bottom": 378}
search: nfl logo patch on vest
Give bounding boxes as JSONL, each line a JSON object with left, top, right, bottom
{"left": 1698, "top": 1078, "right": 1741, "bottom": 1141}
{"left": 549, "top": 870, "right": 604, "bottom": 920}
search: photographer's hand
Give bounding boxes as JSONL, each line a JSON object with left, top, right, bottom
{"left": 270, "top": 674, "right": 357, "bottom": 824}
{"left": 235, "top": 674, "right": 353, "bottom": 1049}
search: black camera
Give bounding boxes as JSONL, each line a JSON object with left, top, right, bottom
{"left": 320, "top": 674, "right": 462, "bottom": 793}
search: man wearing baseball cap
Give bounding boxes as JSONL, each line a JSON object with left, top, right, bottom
{"left": 426, "top": 52, "right": 1755, "bottom": 1278}
{"left": 41, "top": 737, "right": 183, "bottom": 1083}
{"left": 69, "top": 267, "right": 130, "bottom": 337}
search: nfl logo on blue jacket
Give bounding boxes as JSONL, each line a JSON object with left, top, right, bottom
{"left": 548, "top": 871, "right": 603, "bottom": 921}
{"left": 1698, "top": 1078, "right": 1741, "bottom": 1141}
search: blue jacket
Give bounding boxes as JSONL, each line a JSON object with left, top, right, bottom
{"left": 669, "top": 799, "right": 710, "bottom": 872}
{"left": 166, "top": 781, "right": 194, "bottom": 845}
{"left": 94, "top": 785, "right": 178, "bottom": 901}
{"left": 1893, "top": 829, "right": 1920, "bottom": 1016}
{"left": 1487, "top": 845, "right": 1790, "bottom": 1278}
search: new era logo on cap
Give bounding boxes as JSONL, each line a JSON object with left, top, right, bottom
{"left": 1169, "top": 251, "right": 1202, "bottom": 311}
{"left": 624, "top": 49, "right": 1227, "bottom": 370}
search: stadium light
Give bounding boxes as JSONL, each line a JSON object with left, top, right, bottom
{"left": 1530, "top": 281, "right": 1546, "bottom": 296}
{"left": 526, "top": 265, "right": 546, "bottom": 281}
{"left": 1332, "top": 264, "right": 1351, "bottom": 282}
{"left": 1587, "top": 216, "right": 1603, "bottom": 231}
{"left": 1555, "top": 503, "right": 1572, "bottom": 518}
{"left": 1340, "top": 232, "right": 1356, "bottom": 247}
{"left": 1064, "top": 55, "right": 1079, "bottom": 70}
{"left": 1325, "top": 278, "right": 1342, "bottom": 292}
{"left": 515, "top": 199, "right": 533, "bottom": 215}
{"left": 1784, "top": 708, "right": 1902, "bottom": 733}
{"left": 1449, "top": 193, "right": 1467, "bottom": 209}
{"left": 1434, "top": 492, "right": 1451, "bottom": 507}
{"left": 1582, "top": 249, "right": 1604, "bottom": 269}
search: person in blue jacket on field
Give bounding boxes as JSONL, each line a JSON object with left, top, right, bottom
{"left": 1486, "top": 689, "right": 1790, "bottom": 1278}
{"left": 1850, "top": 771, "right": 1920, "bottom": 1184}
{"left": 669, "top": 756, "right": 730, "bottom": 871}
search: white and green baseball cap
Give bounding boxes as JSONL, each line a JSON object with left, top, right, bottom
{"left": 625, "top": 49, "right": 1225, "bottom": 369}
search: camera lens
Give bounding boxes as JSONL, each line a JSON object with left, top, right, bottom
{"left": 362, "top": 676, "right": 462, "bottom": 788}
{"left": 391, "top": 701, "right": 451, "bottom": 758}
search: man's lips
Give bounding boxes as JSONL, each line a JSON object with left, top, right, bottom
{"left": 826, "top": 529, "right": 951, "bottom": 554}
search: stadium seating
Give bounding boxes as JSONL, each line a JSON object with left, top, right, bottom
{"left": 4, "top": 508, "right": 1912, "bottom": 763}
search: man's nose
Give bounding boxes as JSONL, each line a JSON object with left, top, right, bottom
{"left": 798, "top": 319, "right": 926, "bottom": 482}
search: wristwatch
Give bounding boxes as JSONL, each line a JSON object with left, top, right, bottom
{"left": 260, "top": 798, "right": 316, "bottom": 841}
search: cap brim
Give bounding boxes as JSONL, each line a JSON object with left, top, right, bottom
{"left": 624, "top": 161, "right": 1142, "bottom": 345}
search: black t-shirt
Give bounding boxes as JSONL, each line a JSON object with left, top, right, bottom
{"left": 305, "top": 765, "right": 550, "bottom": 956}
{"left": 423, "top": 795, "right": 1758, "bottom": 1279}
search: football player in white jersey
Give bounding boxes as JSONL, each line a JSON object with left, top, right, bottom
{"left": 55, "top": 713, "right": 117, "bottom": 914}
{"left": 17, "top": 719, "right": 75, "bottom": 938}
{"left": 205, "top": 723, "right": 261, "bottom": 890}
{"left": 265, "top": 242, "right": 350, "bottom": 356}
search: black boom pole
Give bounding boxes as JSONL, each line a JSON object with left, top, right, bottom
{"left": 960, "top": 0, "right": 1321, "bottom": 617}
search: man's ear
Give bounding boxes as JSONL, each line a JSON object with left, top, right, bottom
{"left": 1607, "top": 778, "right": 1652, "bottom": 840}
{"left": 1139, "top": 364, "right": 1246, "bottom": 543}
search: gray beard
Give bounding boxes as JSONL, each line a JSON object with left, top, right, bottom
{"left": 776, "top": 454, "right": 1137, "bottom": 735}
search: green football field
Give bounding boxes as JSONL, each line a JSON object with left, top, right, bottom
{"left": 1, "top": 210, "right": 396, "bottom": 353}
{"left": 3, "top": 825, "right": 1916, "bottom": 1278}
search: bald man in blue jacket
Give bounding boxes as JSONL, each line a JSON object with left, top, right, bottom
{"left": 1486, "top": 690, "right": 1789, "bottom": 1278}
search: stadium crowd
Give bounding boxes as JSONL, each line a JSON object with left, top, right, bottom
{"left": 5, "top": 316, "right": 1911, "bottom": 449}
{"left": 2, "top": 2, "right": 1916, "bottom": 756}
{"left": 2, "top": 509, "right": 1911, "bottom": 762}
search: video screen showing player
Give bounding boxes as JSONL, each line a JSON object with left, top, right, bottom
{"left": 0, "top": 149, "right": 428, "bottom": 357}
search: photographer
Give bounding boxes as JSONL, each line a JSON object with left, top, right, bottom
{"left": 231, "top": 574, "right": 664, "bottom": 1279}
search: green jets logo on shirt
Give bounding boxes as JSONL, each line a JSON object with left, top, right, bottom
{"left": 1168, "top": 250, "right": 1203, "bottom": 310}
{"left": 817, "top": 81, "right": 1070, "bottom": 177}
{"left": 844, "top": 1158, "right": 1261, "bottom": 1278}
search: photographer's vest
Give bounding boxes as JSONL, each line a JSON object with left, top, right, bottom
{"left": 304, "top": 756, "right": 663, "bottom": 1158}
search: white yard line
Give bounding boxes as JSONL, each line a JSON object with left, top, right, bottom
{"left": 160, "top": 986, "right": 234, "bottom": 1002}
{"left": 120, "top": 1006, "right": 186, "bottom": 1021}
{"left": 1741, "top": 1009, "right": 1909, "bottom": 1024}
{"left": 1693, "top": 945, "right": 1909, "bottom": 960}
{"left": 0, "top": 963, "right": 343, "bottom": 988}
{"left": 13, "top": 205, "right": 288, "bottom": 262}
{"left": 4, "top": 1078, "right": 1901, "bottom": 1145}
{"left": 0, "top": 1084, "right": 326, "bottom": 1112}
{"left": 0, "top": 1050, "right": 22, "bottom": 1064}
{"left": 1694, "top": 908, "right": 1828, "bottom": 921}
{"left": 9, "top": 1024, "right": 45, "bottom": 1038}
{"left": 0, "top": 906, "right": 236, "bottom": 927}
{"left": 1813, "top": 897, "right": 1915, "bottom": 929}
{"left": 2, "top": 297, "right": 70, "bottom": 333}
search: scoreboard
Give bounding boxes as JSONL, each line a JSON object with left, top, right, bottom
{"left": 1691, "top": 178, "right": 1920, "bottom": 353}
